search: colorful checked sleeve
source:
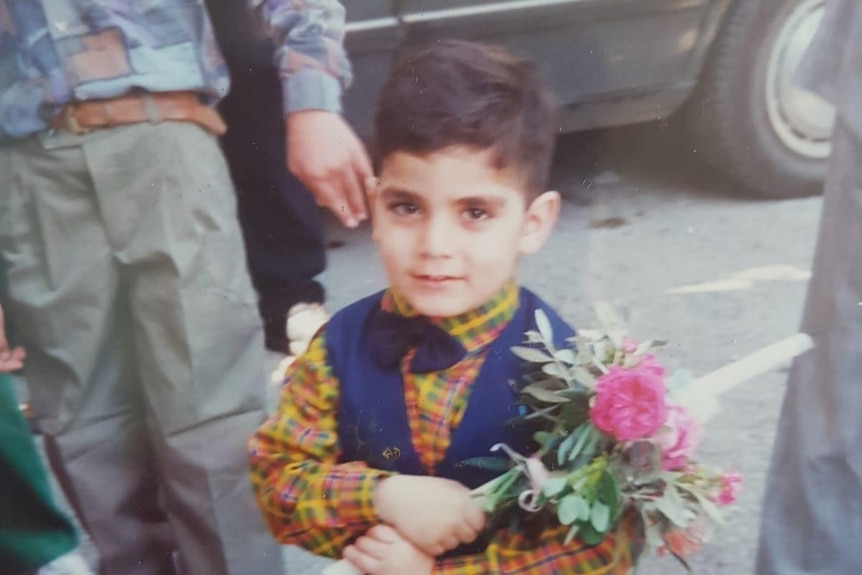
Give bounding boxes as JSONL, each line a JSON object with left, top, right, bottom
{"left": 248, "top": 331, "right": 390, "bottom": 557}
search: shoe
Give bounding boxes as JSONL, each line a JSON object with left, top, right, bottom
{"left": 286, "top": 303, "right": 329, "bottom": 357}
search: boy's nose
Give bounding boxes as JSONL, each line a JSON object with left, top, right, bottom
{"left": 418, "top": 216, "right": 455, "bottom": 257}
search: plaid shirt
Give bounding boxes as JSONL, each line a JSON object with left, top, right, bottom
{"left": 0, "top": 0, "right": 349, "bottom": 141}
{"left": 249, "top": 283, "right": 634, "bottom": 574}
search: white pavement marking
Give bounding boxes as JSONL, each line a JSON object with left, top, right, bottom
{"left": 675, "top": 333, "right": 814, "bottom": 423}
{"left": 666, "top": 264, "right": 811, "bottom": 294}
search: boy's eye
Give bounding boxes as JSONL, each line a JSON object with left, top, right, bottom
{"left": 464, "top": 207, "right": 489, "bottom": 221}
{"left": 389, "top": 202, "right": 420, "bottom": 216}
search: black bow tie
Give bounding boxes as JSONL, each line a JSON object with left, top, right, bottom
{"left": 367, "top": 308, "right": 467, "bottom": 373}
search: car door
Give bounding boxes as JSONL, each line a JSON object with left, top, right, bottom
{"left": 341, "top": 0, "right": 405, "bottom": 138}
{"left": 394, "top": 0, "right": 719, "bottom": 131}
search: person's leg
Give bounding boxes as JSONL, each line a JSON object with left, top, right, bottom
{"left": 208, "top": 1, "right": 327, "bottom": 353}
{"left": 756, "top": 119, "right": 862, "bottom": 574}
{"left": 82, "top": 122, "right": 282, "bottom": 575}
{"left": 221, "top": 70, "right": 326, "bottom": 352}
{"left": 0, "top": 135, "right": 174, "bottom": 575}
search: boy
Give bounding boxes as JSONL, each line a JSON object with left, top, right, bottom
{"left": 249, "top": 40, "right": 635, "bottom": 574}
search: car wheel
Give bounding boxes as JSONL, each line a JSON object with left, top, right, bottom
{"left": 684, "top": 0, "right": 834, "bottom": 199}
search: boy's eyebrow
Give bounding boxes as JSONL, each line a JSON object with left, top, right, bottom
{"left": 456, "top": 194, "right": 508, "bottom": 209}
{"left": 378, "top": 186, "right": 422, "bottom": 202}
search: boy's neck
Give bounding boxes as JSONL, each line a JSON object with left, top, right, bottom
{"left": 382, "top": 281, "right": 520, "bottom": 353}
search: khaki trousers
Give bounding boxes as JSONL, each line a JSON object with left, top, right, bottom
{"left": 0, "top": 123, "right": 281, "bottom": 575}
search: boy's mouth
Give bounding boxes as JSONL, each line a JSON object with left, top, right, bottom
{"left": 413, "top": 274, "right": 459, "bottom": 284}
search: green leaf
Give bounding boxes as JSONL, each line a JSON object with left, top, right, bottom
{"left": 524, "top": 330, "right": 544, "bottom": 344}
{"left": 553, "top": 348, "right": 578, "bottom": 364}
{"left": 558, "top": 431, "right": 578, "bottom": 466}
{"left": 568, "top": 426, "right": 593, "bottom": 462}
{"left": 677, "top": 482, "right": 727, "bottom": 526}
{"left": 542, "top": 362, "right": 569, "bottom": 379}
{"left": 579, "top": 521, "right": 604, "bottom": 545}
{"left": 542, "top": 476, "right": 567, "bottom": 497}
{"left": 533, "top": 430, "right": 555, "bottom": 447}
{"left": 635, "top": 339, "right": 655, "bottom": 356}
{"left": 564, "top": 524, "right": 580, "bottom": 545}
{"left": 558, "top": 494, "right": 586, "bottom": 525}
{"left": 590, "top": 501, "right": 611, "bottom": 533}
{"left": 592, "top": 341, "right": 608, "bottom": 362}
{"left": 596, "top": 471, "right": 620, "bottom": 515}
{"left": 458, "top": 456, "right": 512, "bottom": 472}
{"left": 571, "top": 367, "right": 597, "bottom": 386}
{"left": 521, "top": 405, "right": 559, "bottom": 421}
{"left": 607, "top": 330, "right": 626, "bottom": 349}
{"left": 644, "top": 520, "right": 666, "bottom": 551}
{"left": 511, "top": 345, "right": 554, "bottom": 363}
{"left": 535, "top": 309, "right": 553, "bottom": 344}
{"left": 522, "top": 385, "right": 570, "bottom": 404}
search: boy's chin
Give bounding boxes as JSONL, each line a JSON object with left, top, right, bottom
{"left": 402, "top": 292, "right": 486, "bottom": 319}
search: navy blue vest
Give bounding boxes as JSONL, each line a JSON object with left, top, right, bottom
{"left": 327, "top": 288, "right": 574, "bottom": 490}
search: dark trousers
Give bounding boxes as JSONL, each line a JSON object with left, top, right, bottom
{"left": 207, "top": 0, "right": 326, "bottom": 351}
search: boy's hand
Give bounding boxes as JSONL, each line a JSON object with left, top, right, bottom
{"left": 373, "top": 475, "right": 486, "bottom": 556}
{"left": 343, "top": 525, "right": 434, "bottom": 575}
{"left": 0, "top": 304, "right": 25, "bottom": 373}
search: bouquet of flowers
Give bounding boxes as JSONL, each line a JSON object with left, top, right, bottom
{"left": 325, "top": 306, "right": 767, "bottom": 575}
{"left": 466, "top": 306, "right": 742, "bottom": 568}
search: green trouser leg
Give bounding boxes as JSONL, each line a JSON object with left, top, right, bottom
{"left": 0, "top": 373, "right": 77, "bottom": 575}
{"left": 0, "top": 123, "right": 281, "bottom": 575}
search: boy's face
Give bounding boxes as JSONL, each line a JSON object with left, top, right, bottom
{"left": 368, "top": 147, "right": 559, "bottom": 318}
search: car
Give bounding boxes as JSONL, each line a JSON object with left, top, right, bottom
{"left": 340, "top": 0, "right": 835, "bottom": 199}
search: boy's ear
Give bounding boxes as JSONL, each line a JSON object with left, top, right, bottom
{"left": 519, "top": 190, "right": 560, "bottom": 254}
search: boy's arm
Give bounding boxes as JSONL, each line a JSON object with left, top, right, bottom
{"left": 248, "top": 328, "right": 390, "bottom": 556}
{"left": 432, "top": 519, "right": 636, "bottom": 575}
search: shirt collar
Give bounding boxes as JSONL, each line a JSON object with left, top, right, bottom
{"left": 381, "top": 281, "right": 519, "bottom": 354}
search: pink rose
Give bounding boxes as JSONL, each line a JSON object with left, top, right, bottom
{"left": 636, "top": 354, "right": 665, "bottom": 377}
{"left": 714, "top": 471, "right": 743, "bottom": 506}
{"left": 621, "top": 337, "right": 639, "bottom": 354}
{"left": 655, "top": 404, "right": 703, "bottom": 470}
{"left": 590, "top": 364, "right": 668, "bottom": 441}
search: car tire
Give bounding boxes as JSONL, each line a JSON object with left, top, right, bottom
{"left": 684, "top": 0, "right": 833, "bottom": 199}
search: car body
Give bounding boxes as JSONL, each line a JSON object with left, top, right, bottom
{"left": 341, "top": 0, "right": 834, "bottom": 198}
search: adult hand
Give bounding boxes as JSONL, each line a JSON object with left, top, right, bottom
{"left": 0, "top": 304, "right": 25, "bottom": 373}
{"left": 373, "top": 474, "right": 486, "bottom": 557}
{"left": 285, "top": 110, "right": 373, "bottom": 228}
{"left": 343, "top": 525, "right": 434, "bottom": 575}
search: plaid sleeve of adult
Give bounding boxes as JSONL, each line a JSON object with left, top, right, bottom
{"left": 433, "top": 518, "right": 638, "bottom": 575}
{"left": 248, "top": 328, "right": 391, "bottom": 556}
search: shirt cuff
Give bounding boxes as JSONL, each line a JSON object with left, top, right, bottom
{"left": 326, "top": 466, "right": 391, "bottom": 526}
{"left": 282, "top": 69, "right": 343, "bottom": 116}
{"left": 433, "top": 553, "right": 490, "bottom": 574}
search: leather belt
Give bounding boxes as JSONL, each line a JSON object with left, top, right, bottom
{"left": 51, "top": 91, "right": 227, "bottom": 136}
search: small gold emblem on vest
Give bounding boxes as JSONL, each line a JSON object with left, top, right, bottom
{"left": 382, "top": 447, "right": 401, "bottom": 461}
